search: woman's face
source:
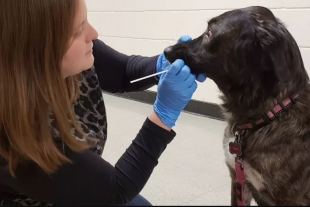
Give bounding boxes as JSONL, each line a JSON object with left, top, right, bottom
{"left": 62, "top": 0, "right": 98, "bottom": 78}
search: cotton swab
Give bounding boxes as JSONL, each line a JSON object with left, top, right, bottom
{"left": 130, "top": 70, "right": 168, "bottom": 83}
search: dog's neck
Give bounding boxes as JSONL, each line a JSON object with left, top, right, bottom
{"left": 219, "top": 83, "right": 308, "bottom": 127}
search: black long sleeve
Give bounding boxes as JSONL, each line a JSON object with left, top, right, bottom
{"left": 92, "top": 39, "right": 160, "bottom": 93}
{"left": 0, "top": 118, "right": 175, "bottom": 206}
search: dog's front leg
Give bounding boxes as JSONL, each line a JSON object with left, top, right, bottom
{"left": 250, "top": 188, "right": 271, "bottom": 206}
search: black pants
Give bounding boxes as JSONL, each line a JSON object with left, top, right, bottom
{"left": 0, "top": 193, "right": 152, "bottom": 206}
{"left": 125, "top": 194, "right": 152, "bottom": 206}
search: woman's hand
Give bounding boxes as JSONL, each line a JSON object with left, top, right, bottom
{"left": 152, "top": 59, "right": 197, "bottom": 128}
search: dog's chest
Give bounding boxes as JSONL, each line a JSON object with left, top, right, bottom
{"left": 223, "top": 131, "right": 265, "bottom": 191}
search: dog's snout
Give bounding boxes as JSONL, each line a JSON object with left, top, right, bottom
{"left": 164, "top": 46, "right": 173, "bottom": 58}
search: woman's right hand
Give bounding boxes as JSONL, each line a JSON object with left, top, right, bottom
{"left": 153, "top": 59, "right": 197, "bottom": 128}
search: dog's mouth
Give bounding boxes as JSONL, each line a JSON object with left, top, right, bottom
{"left": 163, "top": 46, "right": 188, "bottom": 64}
{"left": 163, "top": 34, "right": 206, "bottom": 66}
{"left": 163, "top": 46, "right": 205, "bottom": 76}
{"left": 163, "top": 34, "right": 212, "bottom": 76}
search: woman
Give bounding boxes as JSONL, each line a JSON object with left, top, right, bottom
{"left": 0, "top": 0, "right": 206, "bottom": 206}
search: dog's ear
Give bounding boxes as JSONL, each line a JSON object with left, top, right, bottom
{"left": 235, "top": 17, "right": 291, "bottom": 83}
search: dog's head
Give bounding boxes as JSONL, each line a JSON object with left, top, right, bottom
{"left": 164, "top": 6, "right": 307, "bottom": 110}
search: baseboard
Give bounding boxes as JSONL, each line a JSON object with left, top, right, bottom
{"left": 104, "top": 90, "right": 224, "bottom": 121}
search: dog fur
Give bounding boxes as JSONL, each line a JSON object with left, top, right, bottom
{"left": 164, "top": 6, "right": 310, "bottom": 206}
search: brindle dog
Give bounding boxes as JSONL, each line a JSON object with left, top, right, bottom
{"left": 164, "top": 6, "right": 310, "bottom": 206}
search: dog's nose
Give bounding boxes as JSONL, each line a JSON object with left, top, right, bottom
{"left": 164, "top": 46, "right": 172, "bottom": 57}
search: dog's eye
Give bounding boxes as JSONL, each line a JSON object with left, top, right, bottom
{"left": 206, "top": 30, "right": 212, "bottom": 37}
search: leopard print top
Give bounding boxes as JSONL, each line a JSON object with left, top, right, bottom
{"left": 0, "top": 66, "right": 108, "bottom": 206}
{"left": 50, "top": 66, "right": 108, "bottom": 155}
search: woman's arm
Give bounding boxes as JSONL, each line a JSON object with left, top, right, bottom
{"left": 92, "top": 39, "right": 159, "bottom": 94}
{"left": 0, "top": 117, "right": 175, "bottom": 206}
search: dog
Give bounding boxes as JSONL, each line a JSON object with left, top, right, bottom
{"left": 164, "top": 6, "right": 310, "bottom": 206}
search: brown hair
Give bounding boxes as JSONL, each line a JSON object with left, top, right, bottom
{"left": 0, "top": 0, "right": 90, "bottom": 176}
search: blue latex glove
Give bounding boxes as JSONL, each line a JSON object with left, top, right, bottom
{"left": 156, "top": 35, "right": 207, "bottom": 83}
{"left": 154, "top": 59, "right": 197, "bottom": 128}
